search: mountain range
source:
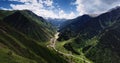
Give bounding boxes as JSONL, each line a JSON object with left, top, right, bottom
{"left": 58, "top": 6, "right": 120, "bottom": 63}
{"left": 0, "top": 6, "right": 120, "bottom": 63}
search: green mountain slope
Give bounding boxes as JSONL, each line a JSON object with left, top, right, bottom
{"left": 57, "top": 6, "right": 120, "bottom": 63}
{"left": 3, "top": 10, "right": 55, "bottom": 42}
{"left": 86, "top": 21, "right": 120, "bottom": 63}
{"left": 58, "top": 6, "right": 120, "bottom": 41}
{"left": 0, "top": 42, "right": 37, "bottom": 63}
{"left": 0, "top": 10, "right": 68, "bottom": 63}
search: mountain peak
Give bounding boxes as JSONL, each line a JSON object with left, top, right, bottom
{"left": 81, "top": 14, "right": 91, "bottom": 17}
{"left": 109, "top": 6, "right": 120, "bottom": 12}
{"left": 75, "top": 14, "right": 91, "bottom": 20}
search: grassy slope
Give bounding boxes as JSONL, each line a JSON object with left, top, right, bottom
{"left": 61, "top": 22, "right": 120, "bottom": 63}
{"left": 57, "top": 7, "right": 120, "bottom": 63}
{"left": 0, "top": 10, "right": 68, "bottom": 63}
{"left": 3, "top": 10, "right": 55, "bottom": 42}
{"left": 0, "top": 43, "right": 37, "bottom": 63}
{"left": 56, "top": 38, "right": 93, "bottom": 63}
{"left": 86, "top": 22, "right": 120, "bottom": 63}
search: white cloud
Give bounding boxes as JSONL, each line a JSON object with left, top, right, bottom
{"left": 2, "top": 0, "right": 119, "bottom": 19}
{"left": 74, "top": 0, "right": 120, "bottom": 15}
{"left": 74, "top": 0, "right": 85, "bottom": 15}
{"left": 4, "top": 0, "right": 76, "bottom": 19}
{"left": 43, "top": 0, "right": 53, "bottom": 6}
{"left": 58, "top": 10, "right": 76, "bottom": 19}
{"left": 9, "top": 0, "right": 31, "bottom": 3}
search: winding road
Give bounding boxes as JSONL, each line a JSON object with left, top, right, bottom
{"left": 47, "top": 32, "right": 92, "bottom": 63}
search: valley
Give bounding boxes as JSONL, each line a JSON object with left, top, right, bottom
{"left": 57, "top": 6, "right": 120, "bottom": 63}
{"left": 48, "top": 32, "right": 92, "bottom": 63}
{"left": 0, "top": 6, "right": 120, "bottom": 63}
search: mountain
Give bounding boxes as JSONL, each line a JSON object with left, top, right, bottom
{"left": 46, "top": 18, "right": 67, "bottom": 29}
{"left": 57, "top": 6, "right": 120, "bottom": 63}
{"left": 58, "top": 6, "right": 120, "bottom": 41}
{"left": 0, "top": 10, "right": 68, "bottom": 63}
{"left": 86, "top": 20, "right": 120, "bottom": 63}
{"left": 3, "top": 10, "right": 55, "bottom": 42}
{"left": 1, "top": 6, "right": 120, "bottom": 63}
{"left": 58, "top": 14, "right": 93, "bottom": 41}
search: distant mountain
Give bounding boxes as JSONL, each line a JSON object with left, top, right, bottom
{"left": 58, "top": 6, "right": 120, "bottom": 41}
{"left": 58, "top": 14, "right": 93, "bottom": 41}
{"left": 0, "top": 10, "right": 68, "bottom": 63}
{"left": 46, "top": 18, "right": 67, "bottom": 29}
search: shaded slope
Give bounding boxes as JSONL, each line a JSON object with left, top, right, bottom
{"left": 58, "top": 15, "right": 92, "bottom": 41}
{"left": 86, "top": 21, "right": 120, "bottom": 63}
{"left": 3, "top": 10, "right": 55, "bottom": 42}
{"left": 57, "top": 6, "right": 120, "bottom": 63}
{"left": 0, "top": 23, "right": 67, "bottom": 63}
{"left": 0, "top": 10, "right": 68, "bottom": 63}
{"left": 0, "top": 10, "right": 14, "bottom": 20}
{"left": 58, "top": 7, "right": 120, "bottom": 41}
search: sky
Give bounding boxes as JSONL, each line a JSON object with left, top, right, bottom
{"left": 0, "top": 0, "right": 120, "bottom": 19}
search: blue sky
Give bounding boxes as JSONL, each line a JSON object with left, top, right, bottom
{"left": 53, "top": 0, "right": 76, "bottom": 13}
{"left": 0, "top": 0, "right": 120, "bottom": 19}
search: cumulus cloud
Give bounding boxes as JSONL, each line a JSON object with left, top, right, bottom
{"left": 5, "top": 0, "right": 76, "bottom": 19}
{"left": 2, "top": 0, "right": 119, "bottom": 19}
{"left": 43, "top": 0, "right": 53, "bottom": 6}
{"left": 9, "top": 0, "right": 31, "bottom": 3}
{"left": 74, "top": 0, "right": 120, "bottom": 15}
{"left": 58, "top": 10, "right": 76, "bottom": 19}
